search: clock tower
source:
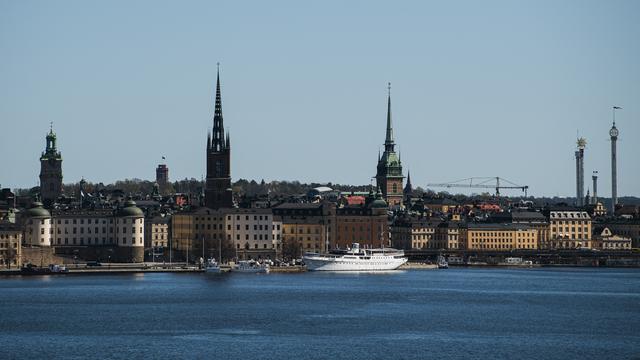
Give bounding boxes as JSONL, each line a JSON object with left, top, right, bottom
{"left": 39, "top": 124, "right": 63, "bottom": 207}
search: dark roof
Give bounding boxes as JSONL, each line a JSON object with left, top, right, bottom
{"left": 467, "top": 223, "right": 533, "bottom": 231}
{"left": 274, "top": 203, "right": 323, "bottom": 210}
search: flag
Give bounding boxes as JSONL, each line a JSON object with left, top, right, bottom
{"left": 613, "top": 106, "right": 622, "bottom": 109}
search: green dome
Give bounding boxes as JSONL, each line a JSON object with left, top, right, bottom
{"left": 25, "top": 202, "right": 51, "bottom": 218}
{"left": 119, "top": 200, "right": 144, "bottom": 217}
{"left": 371, "top": 192, "right": 388, "bottom": 209}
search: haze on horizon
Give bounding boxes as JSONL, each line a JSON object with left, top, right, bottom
{"left": 1, "top": 0, "right": 638, "bottom": 198}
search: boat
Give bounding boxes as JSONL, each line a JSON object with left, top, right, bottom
{"left": 437, "top": 255, "right": 449, "bottom": 269}
{"left": 231, "top": 260, "right": 269, "bottom": 274}
{"left": 302, "top": 243, "right": 407, "bottom": 271}
{"left": 205, "top": 258, "right": 222, "bottom": 274}
{"left": 500, "top": 257, "right": 533, "bottom": 267}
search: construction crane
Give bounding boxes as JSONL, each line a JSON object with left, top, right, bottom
{"left": 427, "top": 177, "right": 529, "bottom": 197}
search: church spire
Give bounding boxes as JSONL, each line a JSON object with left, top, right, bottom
{"left": 384, "top": 82, "right": 394, "bottom": 151}
{"left": 211, "top": 63, "right": 226, "bottom": 151}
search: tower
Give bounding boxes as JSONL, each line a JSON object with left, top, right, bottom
{"left": 156, "top": 164, "right": 169, "bottom": 186}
{"left": 592, "top": 171, "right": 598, "bottom": 205}
{"left": 610, "top": 106, "right": 620, "bottom": 215}
{"left": 375, "top": 83, "right": 404, "bottom": 208}
{"left": 205, "top": 65, "right": 233, "bottom": 209}
{"left": 39, "top": 124, "right": 63, "bottom": 206}
{"left": 575, "top": 137, "right": 586, "bottom": 207}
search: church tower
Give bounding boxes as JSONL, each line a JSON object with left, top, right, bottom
{"left": 39, "top": 124, "right": 63, "bottom": 206}
{"left": 375, "top": 83, "right": 404, "bottom": 208}
{"left": 205, "top": 65, "right": 233, "bottom": 209}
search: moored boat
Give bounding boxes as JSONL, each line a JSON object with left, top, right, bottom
{"left": 437, "top": 255, "right": 449, "bottom": 269}
{"left": 231, "top": 260, "right": 269, "bottom": 274}
{"left": 303, "top": 243, "right": 407, "bottom": 271}
{"left": 205, "top": 258, "right": 222, "bottom": 274}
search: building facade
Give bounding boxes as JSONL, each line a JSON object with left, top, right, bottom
{"left": 23, "top": 200, "right": 145, "bottom": 262}
{"left": 463, "top": 223, "right": 538, "bottom": 251}
{"left": 546, "top": 208, "right": 593, "bottom": 249}
{"left": 0, "top": 222, "right": 22, "bottom": 269}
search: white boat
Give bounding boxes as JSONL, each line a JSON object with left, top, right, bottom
{"left": 303, "top": 243, "right": 407, "bottom": 271}
{"left": 437, "top": 255, "right": 449, "bottom": 269}
{"left": 205, "top": 258, "right": 222, "bottom": 274}
{"left": 231, "top": 260, "right": 269, "bottom": 274}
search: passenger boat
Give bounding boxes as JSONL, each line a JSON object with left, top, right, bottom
{"left": 302, "top": 243, "right": 407, "bottom": 271}
{"left": 231, "top": 260, "right": 269, "bottom": 274}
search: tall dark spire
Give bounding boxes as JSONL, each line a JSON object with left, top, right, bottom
{"left": 211, "top": 63, "right": 226, "bottom": 152}
{"left": 384, "top": 82, "right": 394, "bottom": 151}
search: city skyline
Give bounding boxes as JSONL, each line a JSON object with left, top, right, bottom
{"left": 1, "top": 0, "right": 639, "bottom": 197}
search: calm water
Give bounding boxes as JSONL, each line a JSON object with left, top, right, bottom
{"left": 1, "top": 268, "right": 639, "bottom": 360}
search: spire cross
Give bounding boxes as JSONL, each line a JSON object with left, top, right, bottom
{"left": 50, "top": 121, "right": 53, "bottom": 132}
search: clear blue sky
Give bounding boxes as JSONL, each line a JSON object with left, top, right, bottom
{"left": 1, "top": 0, "right": 638, "bottom": 197}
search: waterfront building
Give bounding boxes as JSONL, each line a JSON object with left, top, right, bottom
{"left": 39, "top": 126, "right": 63, "bottom": 206}
{"left": 463, "top": 223, "right": 538, "bottom": 251}
{"left": 489, "top": 210, "right": 549, "bottom": 249}
{"left": 23, "top": 202, "right": 53, "bottom": 246}
{"left": 334, "top": 191, "right": 388, "bottom": 249}
{"left": 433, "top": 220, "right": 464, "bottom": 250}
{"left": 144, "top": 215, "right": 170, "bottom": 249}
{"left": 22, "top": 200, "right": 145, "bottom": 262}
{"left": 375, "top": 84, "right": 404, "bottom": 208}
{"left": 0, "top": 222, "right": 22, "bottom": 269}
{"left": 604, "top": 219, "right": 640, "bottom": 248}
{"left": 592, "top": 226, "right": 632, "bottom": 250}
{"left": 545, "top": 207, "right": 593, "bottom": 249}
{"left": 390, "top": 216, "right": 439, "bottom": 250}
{"left": 205, "top": 68, "right": 233, "bottom": 209}
{"left": 170, "top": 207, "right": 225, "bottom": 260}
{"left": 273, "top": 203, "right": 335, "bottom": 256}
{"left": 224, "top": 208, "right": 279, "bottom": 260}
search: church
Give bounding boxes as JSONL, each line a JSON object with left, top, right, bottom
{"left": 375, "top": 84, "right": 405, "bottom": 208}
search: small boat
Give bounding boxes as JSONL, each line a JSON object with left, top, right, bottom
{"left": 205, "top": 258, "right": 222, "bottom": 274}
{"left": 437, "top": 255, "right": 449, "bottom": 269}
{"left": 231, "top": 260, "right": 269, "bottom": 274}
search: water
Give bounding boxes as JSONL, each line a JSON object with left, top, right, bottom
{"left": 1, "top": 268, "right": 639, "bottom": 360}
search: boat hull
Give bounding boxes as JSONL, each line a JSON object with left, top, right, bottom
{"left": 303, "top": 256, "right": 407, "bottom": 271}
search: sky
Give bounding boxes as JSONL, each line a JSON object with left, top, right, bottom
{"left": 1, "top": 0, "right": 638, "bottom": 197}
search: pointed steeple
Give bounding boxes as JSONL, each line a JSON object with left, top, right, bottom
{"left": 404, "top": 170, "right": 413, "bottom": 195}
{"left": 211, "top": 63, "right": 226, "bottom": 152}
{"left": 384, "top": 82, "right": 394, "bottom": 151}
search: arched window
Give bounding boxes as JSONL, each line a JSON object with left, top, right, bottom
{"left": 392, "top": 183, "right": 398, "bottom": 194}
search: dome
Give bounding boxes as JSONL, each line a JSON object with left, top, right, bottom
{"left": 25, "top": 202, "right": 51, "bottom": 218}
{"left": 371, "top": 192, "right": 388, "bottom": 209}
{"left": 118, "top": 200, "right": 144, "bottom": 217}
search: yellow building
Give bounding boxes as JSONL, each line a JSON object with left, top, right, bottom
{"left": 593, "top": 227, "right": 632, "bottom": 250}
{"left": 145, "top": 215, "right": 170, "bottom": 249}
{"left": 605, "top": 220, "right": 640, "bottom": 248}
{"left": 463, "top": 223, "right": 538, "bottom": 251}
{"left": 546, "top": 208, "right": 592, "bottom": 249}
{"left": 0, "top": 223, "right": 22, "bottom": 269}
